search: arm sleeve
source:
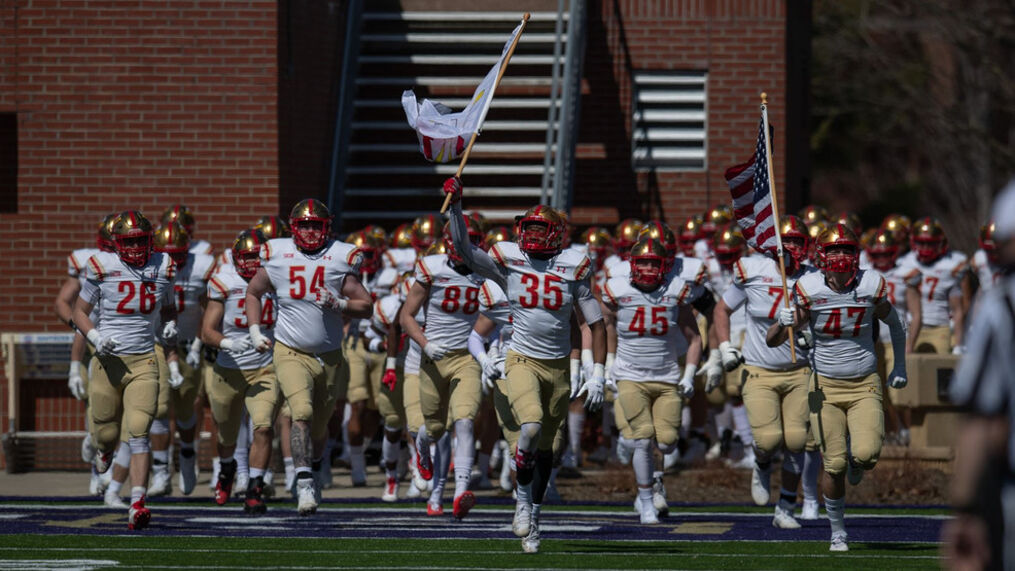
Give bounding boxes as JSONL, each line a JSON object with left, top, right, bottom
{"left": 468, "top": 329, "right": 488, "bottom": 363}
{"left": 447, "top": 202, "right": 507, "bottom": 288}
{"left": 575, "top": 280, "right": 603, "bottom": 325}
{"left": 882, "top": 306, "right": 908, "bottom": 370}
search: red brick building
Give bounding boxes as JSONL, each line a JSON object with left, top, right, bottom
{"left": 0, "top": 0, "right": 798, "bottom": 467}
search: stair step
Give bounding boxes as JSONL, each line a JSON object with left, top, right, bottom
{"left": 357, "top": 76, "right": 554, "bottom": 87}
{"left": 632, "top": 109, "right": 707, "bottom": 122}
{"left": 360, "top": 54, "right": 560, "bottom": 65}
{"left": 361, "top": 33, "right": 564, "bottom": 44}
{"left": 363, "top": 12, "right": 566, "bottom": 22}
{"left": 632, "top": 128, "right": 707, "bottom": 142}
{"left": 357, "top": 98, "right": 555, "bottom": 109}
{"left": 346, "top": 164, "right": 550, "bottom": 175}
{"left": 353, "top": 120, "right": 554, "bottom": 131}
{"left": 350, "top": 143, "right": 551, "bottom": 153}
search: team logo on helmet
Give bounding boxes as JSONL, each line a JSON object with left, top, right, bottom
{"left": 289, "top": 199, "right": 332, "bottom": 253}
{"left": 153, "top": 221, "right": 191, "bottom": 268}
{"left": 516, "top": 205, "right": 566, "bottom": 256}
{"left": 233, "top": 229, "right": 266, "bottom": 280}
{"left": 629, "top": 237, "right": 669, "bottom": 290}
{"left": 112, "top": 210, "right": 154, "bottom": 267}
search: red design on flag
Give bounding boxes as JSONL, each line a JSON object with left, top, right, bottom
{"left": 724, "top": 117, "right": 777, "bottom": 255}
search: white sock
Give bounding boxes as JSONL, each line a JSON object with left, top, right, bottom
{"left": 715, "top": 402, "right": 733, "bottom": 434}
{"left": 567, "top": 410, "right": 584, "bottom": 463}
{"left": 453, "top": 419, "right": 475, "bottom": 498}
{"left": 107, "top": 479, "right": 124, "bottom": 496}
{"left": 681, "top": 407, "right": 692, "bottom": 432}
{"left": 803, "top": 450, "right": 821, "bottom": 503}
{"left": 152, "top": 450, "right": 169, "bottom": 474}
{"left": 732, "top": 404, "right": 754, "bottom": 447}
{"left": 130, "top": 486, "right": 146, "bottom": 504}
{"left": 249, "top": 467, "right": 265, "bottom": 480}
{"left": 637, "top": 486, "right": 653, "bottom": 504}
{"left": 824, "top": 495, "right": 846, "bottom": 535}
{"left": 283, "top": 457, "right": 295, "bottom": 483}
{"left": 517, "top": 481, "right": 532, "bottom": 505}
{"left": 632, "top": 439, "right": 654, "bottom": 487}
{"left": 382, "top": 431, "right": 400, "bottom": 479}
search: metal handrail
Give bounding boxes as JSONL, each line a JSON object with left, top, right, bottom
{"left": 552, "top": 0, "right": 587, "bottom": 212}
{"left": 327, "top": 0, "right": 364, "bottom": 228}
{"left": 539, "top": 0, "right": 568, "bottom": 206}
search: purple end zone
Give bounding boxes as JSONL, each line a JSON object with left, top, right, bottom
{"left": 0, "top": 500, "right": 944, "bottom": 543}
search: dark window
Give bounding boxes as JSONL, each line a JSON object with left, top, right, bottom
{"left": 0, "top": 113, "right": 16, "bottom": 213}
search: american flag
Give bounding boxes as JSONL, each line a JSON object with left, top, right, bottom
{"left": 724, "top": 116, "right": 777, "bottom": 255}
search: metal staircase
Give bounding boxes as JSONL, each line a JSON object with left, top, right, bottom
{"left": 328, "top": 3, "right": 585, "bottom": 232}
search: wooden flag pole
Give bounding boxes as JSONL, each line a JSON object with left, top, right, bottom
{"left": 440, "top": 12, "right": 531, "bottom": 214}
{"left": 760, "top": 92, "right": 797, "bottom": 362}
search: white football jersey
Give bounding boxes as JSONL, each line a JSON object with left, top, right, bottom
{"left": 794, "top": 269, "right": 888, "bottom": 379}
{"left": 190, "top": 239, "right": 213, "bottom": 255}
{"left": 80, "top": 251, "right": 175, "bottom": 354}
{"left": 207, "top": 264, "right": 276, "bottom": 370}
{"left": 488, "top": 242, "right": 594, "bottom": 360}
{"left": 603, "top": 254, "right": 623, "bottom": 278}
{"left": 898, "top": 250, "right": 967, "bottom": 327}
{"left": 384, "top": 248, "right": 418, "bottom": 273}
{"left": 261, "top": 238, "right": 362, "bottom": 354}
{"left": 875, "top": 263, "right": 921, "bottom": 343}
{"left": 603, "top": 274, "right": 704, "bottom": 382}
{"left": 171, "top": 253, "right": 217, "bottom": 341}
{"left": 721, "top": 255, "right": 815, "bottom": 370}
{"left": 971, "top": 249, "right": 1002, "bottom": 295}
{"left": 415, "top": 254, "right": 501, "bottom": 350}
{"left": 710, "top": 266, "right": 748, "bottom": 343}
{"left": 68, "top": 247, "right": 103, "bottom": 324}
{"left": 216, "top": 248, "right": 233, "bottom": 271}
{"left": 370, "top": 267, "right": 401, "bottom": 299}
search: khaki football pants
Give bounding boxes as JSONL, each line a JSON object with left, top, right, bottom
{"left": 272, "top": 341, "right": 344, "bottom": 441}
{"left": 810, "top": 372, "right": 885, "bottom": 475}
{"left": 504, "top": 350, "right": 570, "bottom": 451}
{"left": 88, "top": 352, "right": 159, "bottom": 452}
{"left": 616, "top": 380, "right": 683, "bottom": 446}
{"left": 403, "top": 372, "right": 424, "bottom": 434}
{"left": 741, "top": 364, "right": 811, "bottom": 456}
{"left": 378, "top": 366, "right": 406, "bottom": 431}
{"left": 154, "top": 344, "right": 171, "bottom": 419}
{"left": 492, "top": 376, "right": 564, "bottom": 455}
{"left": 419, "top": 349, "right": 482, "bottom": 440}
{"left": 344, "top": 336, "right": 383, "bottom": 409}
{"left": 208, "top": 364, "right": 280, "bottom": 447}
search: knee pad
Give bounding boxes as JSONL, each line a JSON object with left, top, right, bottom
{"left": 149, "top": 417, "right": 170, "bottom": 435}
{"left": 656, "top": 439, "right": 678, "bottom": 455}
{"left": 655, "top": 427, "right": 679, "bottom": 450}
{"left": 94, "top": 424, "right": 120, "bottom": 452}
{"left": 824, "top": 454, "right": 847, "bottom": 476}
{"left": 753, "top": 427, "right": 783, "bottom": 458}
{"left": 851, "top": 445, "right": 880, "bottom": 471}
{"left": 114, "top": 441, "right": 132, "bottom": 468}
{"left": 288, "top": 401, "right": 313, "bottom": 424}
{"left": 128, "top": 436, "right": 151, "bottom": 455}
{"left": 782, "top": 426, "right": 808, "bottom": 454}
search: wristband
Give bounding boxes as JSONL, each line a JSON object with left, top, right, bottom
{"left": 67, "top": 319, "right": 79, "bottom": 332}
{"left": 592, "top": 363, "right": 605, "bottom": 380}
{"left": 69, "top": 360, "right": 81, "bottom": 375}
{"left": 86, "top": 329, "right": 102, "bottom": 346}
{"left": 385, "top": 356, "right": 397, "bottom": 370}
{"left": 168, "top": 360, "right": 181, "bottom": 375}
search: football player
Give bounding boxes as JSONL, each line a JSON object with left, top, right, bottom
{"left": 444, "top": 178, "right": 606, "bottom": 554}
{"left": 72, "top": 211, "right": 177, "bottom": 530}
{"left": 201, "top": 229, "right": 280, "bottom": 513}
{"left": 161, "top": 204, "right": 213, "bottom": 255}
{"left": 601, "top": 237, "right": 704, "bottom": 524}
{"left": 242, "top": 199, "right": 373, "bottom": 515}
{"left": 399, "top": 220, "right": 500, "bottom": 519}
{"left": 771, "top": 224, "right": 908, "bottom": 552}
{"left": 898, "top": 217, "right": 968, "bottom": 354}
{"left": 715, "top": 215, "right": 817, "bottom": 528}
{"left": 603, "top": 219, "right": 644, "bottom": 278}
{"left": 971, "top": 221, "right": 1003, "bottom": 301}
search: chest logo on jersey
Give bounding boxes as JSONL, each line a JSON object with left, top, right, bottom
{"left": 284, "top": 253, "right": 294, "bottom": 258}
{"left": 511, "top": 260, "right": 526, "bottom": 267}
{"left": 231, "top": 288, "right": 245, "bottom": 295}
{"left": 555, "top": 265, "right": 568, "bottom": 273}
{"left": 761, "top": 277, "right": 775, "bottom": 284}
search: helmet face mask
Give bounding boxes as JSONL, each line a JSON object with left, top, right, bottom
{"left": 816, "top": 224, "right": 860, "bottom": 280}
{"left": 637, "top": 221, "right": 676, "bottom": 272}
{"left": 233, "top": 229, "right": 265, "bottom": 280}
{"left": 516, "top": 206, "right": 564, "bottom": 256}
{"left": 779, "top": 215, "right": 810, "bottom": 272}
{"left": 911, "top": 217, "right": 946, "bottom": 264}
{"left": 346, "top": 230, "right": 383, "bottom": 274}
{"left": 613, "top": 219, "right": 644, "bottom": 260}
{"left": 629, "top": 237, "right": 668, "bottom": 290}
{"left": 112, "top": 211, "right": 154, "bottom": 267}
{"left": 289, "top": 199, "right": 331, "bottom": 252}
{"left": 867, "top": 229, "right": 900, "bottom": 271}
{"left": 713, "top": 223, "right": 745, "bottom": 268}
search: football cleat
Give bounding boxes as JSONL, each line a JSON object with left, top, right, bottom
{"left": 800, "top": 498, "right": 821, "bottom": 520}
{"left": 651, "top": 474, "right": 669, "bottom": 517}
{"left": 751, "top": 463, "right": 772, "bottom": 506}
{"left": 214, "top": 473, "right": 234, "bottom": 506}
{"left": 127, "top": 497, "right": 151, "bottom": 530}
{"left": 381, "top": 477, "right": 399, "bottom": 503}
{"left": 296, "top": 478, "right": 318, "bottom": 516}
{"left": 773, "top": 505, "right": 802, "bottom": 529}
{"left": 243, "top": 480, "right": 267, "bottom": 516}
{"left": 453, "top": 491, "right": 475, "bottom": 520}
{"left": 209, "top": 457, "right": 221, "bottom": 493}
{"left": 94, "top": 450, "right": 114, "bottom": 474}
{"left": 104, "top": 489, "right": 128, "bottom": 509}
{"left": 88, "top": 469, "right": 106, "bottom": 496}
{"left": 426, "top": 501, "right": 444, "bottom": 516}
{"left": 829, "top": 531, "right": 849, "bottom": 552}
{"left": 416, "top": 450, "right": 434, "bottom": 483}
{"left": 234, "top": 472, "right": 250, "bottom": 497}
{"left": 178, "top": 450, "right": 197, "bottom": 496}
{"left": 148, "top": 469, "right": 171, "bottom": 497}
{"left": 521, "top": 511, "right": 541, "bottom": 553}
{"left": 636, "top": 494, "right": 659, "bottom": 525}
{"left": 512, "top": 501, "right": 532, "bottom": 537}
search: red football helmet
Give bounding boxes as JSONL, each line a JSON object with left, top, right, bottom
{"left": 911, "top": 217, "right": 947, "bottom": 264}
{"left": 516, "top": 205, "right": 566, "bottom": 256}
{"left": 629, "top": 237, "right": 669, "bottom": 290}
{"left": 702, "top": 204, "right": 733, "bottom": 238}
{"left": 713, "top": 223, "right": 746, "bottom": 269}
{"left": 779, "top": 215, "right": 810, "bottom": 272}
{"left": 637, "top": 220, "right": 677, "bottom": 272}
{"left": 412, "top": 214, "right": 441, "bottom": 251}
{"left": 254, "top": 215, "right": 291, "bottom": 239}
{"left": 816, "top": 224, "right": 860, "bottom": 278}
{"left": 289, "top": 199, "right": 332, "bottom": 252}
{"left": 613, "top": 219, "right": 644, "bottom": 260}
{"left": 112, "top": 210, "right": 154, "bottom": 267}
{"left": 677, "top": 215, "right": 705, "bottom": 256}
{"left": 233, "top": 229, "right": 266, "bottom": 280}
{"left": 980, "top": 221, "right": 998, "bottom": 264}
{"left": 346, "top": 229, "right": 384, "bottom": 274}
{"left": 866, "top": 228, "right": 901, "bottom": 272}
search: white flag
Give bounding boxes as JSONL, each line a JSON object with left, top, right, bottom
{"left": 402, "top": 22, "right": 522, "bottom": 163}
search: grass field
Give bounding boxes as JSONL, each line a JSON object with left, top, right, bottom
{"left": 0, "top": 499, "right": 944, "bottom": 570}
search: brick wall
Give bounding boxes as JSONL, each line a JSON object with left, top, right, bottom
{"left": 573, "top": 0, "right": 787, "bottom": 227}
{"left": 0, "top": 1, "right": 280, "bottom": 458}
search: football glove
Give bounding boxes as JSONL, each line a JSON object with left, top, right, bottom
{"left": 382, "top": 357, "right": 398, "bottom": 392}
{"left": 777, "top": 304, "right": 797, "bottom": 327}
{"left": 702, "top": 349, "right": 723, "bottom": 393}
{"left": 161, "top": 320, "right": 179, "bottom": 340}
{"left": 423, "top": 341, "right": 449, "bottom": 362}
{"left": 678, "top": 365, "right": 696, "bottom": 399}
{"left": 718, "top": 340, "right": 744, "bottom": 372}
{"left": 67, "top": 360, "right": 86, "bottom": 400}
{"left": 248, "top": 325, "right": 272, "bottom": 352}
{"left": 220, "top": 336, "right": 253, "bottom": 355}
{"left": 951, "top": 345, "right": 966, "bottom": 356}
{"left": 442, "top": 177, "right": 462, "bottom": 205}
{"left": 888, "top": 364, "right": 908, "bottom": 389}
{"left": 168, "top": 360, "right": 185, "bottom": 390}
{"left": 185, "top": 338, "right": 203, "bottom": 368}
{"left": 312, "top": 288, "right": 348, "bottom": 312}
{"left": 578, "top": 364, "right": 606, "bottom": 412}
{"left": 86, "top": 329, "right": 119, "bottom": 357}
